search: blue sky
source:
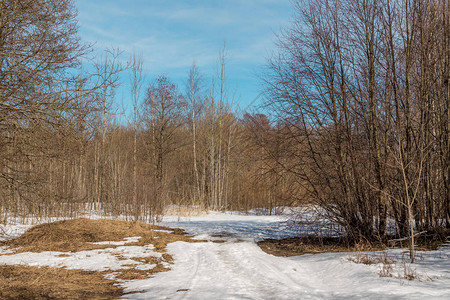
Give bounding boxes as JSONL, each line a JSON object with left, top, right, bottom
{"left": 76, "top": 0, "right": 293, "bottom": 114}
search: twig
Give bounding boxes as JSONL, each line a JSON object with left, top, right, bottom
{"left": 388, "top": 231, "right": 427, "bottom": 243}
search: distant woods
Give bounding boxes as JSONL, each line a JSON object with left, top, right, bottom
{"left": 0, "top": 0, "right": 292, "bottom": 222}
{"left": 0, "top": 0, "right": 448, "bottom": 248}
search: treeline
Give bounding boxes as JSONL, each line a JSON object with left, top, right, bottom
{"left": 1, "top": 0, "right": 449, "bottom": 259}
{"left": 0, "top": 0, "right": 294, "bottom": 222}
{"left": 265, "top": 0, "right": 449, "bottom": 249}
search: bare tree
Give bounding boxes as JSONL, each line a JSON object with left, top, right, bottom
{"left": 265, "top": 0, "right": 449, "bottom": 257}
{"left": 0, "top": 0, "right": 92, "bottom": 217}
{"left": 186, "top": 63, "right": 204, "bottom": 206}
{"left": 129, "top": 52, "right": 144, "bottom": 220}
{"left": 143, "top": 76, "right": 187, "bottom": 214}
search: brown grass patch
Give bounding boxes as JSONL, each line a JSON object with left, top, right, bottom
{"left": 114, "top": 262, "right": 171, "bottom": 281}
{"left": 258, "top": 236, "right": 386, "bottom": 256}
{"left": 1, "top": 218, "right": 199, "bottom": 254}
{"left": 161, "top": 253, "right": 174, "bottom": 264}
{"left": 0, "top": 265, "right": 123, "bottom": 300}
{"left": 131, "top": 256, "right": 159, "bottom": 264}
{"left": 113, "top": 255, "right": 172, "bottom": 280}
{"left": 56, "top": 254, "right": 71, "bottom": 258}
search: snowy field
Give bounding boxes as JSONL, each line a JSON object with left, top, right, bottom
{"left": 1, "top": 210, "right": 449, "bottom": 299}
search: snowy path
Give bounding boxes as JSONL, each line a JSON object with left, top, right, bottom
{"left": 122, "top": 212, "right": 450, "bottom": 299}
{"left": 124, "top": 240, "right": 450, "bottom": 300}
{"left": 125, "top": 241, "right": 324, "bottom": 299}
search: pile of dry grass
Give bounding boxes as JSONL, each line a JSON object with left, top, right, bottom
{"left": 0, "top": 218, "right": 203, "bottom": 299}
{"left": 0, "top": 265, "right": 124, "bottom": 300}
{"left": 2, "top": 218, "right": 192, "bottom": 253}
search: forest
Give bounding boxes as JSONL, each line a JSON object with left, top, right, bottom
{"left": 0, "top": 0, "right": 449, "bottom": 251}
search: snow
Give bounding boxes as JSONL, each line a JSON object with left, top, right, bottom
{"left": 90, "top": 236, "right": 141, "bottom": 245}
{"left": 1, "top": 210, "right": 450, "bottom": 299}
{"left": 0, "top": 224, "right": 34, "bottom": 241}
{"left": 122, "top": 241, "right": 450, "bottom": 299}
{"left": 152, "top": 229, "right": 173, "bottom": 233}
{"left": 0, "top": 244, "right": 161, "bottom": 272}
{"left": 160, "top": 210, "right": 299, "bottom": 242}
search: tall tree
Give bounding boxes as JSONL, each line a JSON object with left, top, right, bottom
{"left": 186, "top": 63, "right": 203, "bottom": 206}
{"left": 129, "top": 52, "right": 144, "bottom": 220}
{"left": 0, "top": 0, "right": 90, "bottom": 215}
{"left": 143, "top": 76, "right": 187, "bottom": 214}
{"left": 265, "top": 0, "right": 449, "bottom": 260}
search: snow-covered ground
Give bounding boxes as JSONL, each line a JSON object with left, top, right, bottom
{"left": 0, "top": 243, "right": 162, "bottom": 272}
{"left": 160, "top": 210, "right": 298, "bottom": 242}
{"left": 124, "top": 241, "right": 450, "bottom": 300}
{"left": 1, "top": 210, "right": 449, "bottom": 299}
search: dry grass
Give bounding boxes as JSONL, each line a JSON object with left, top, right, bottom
{"left": 0, "top": 218, "right": 204, "bottom": 299}
{"left": 164, "top": 205, "right": 204, "bottom": 217}
{"left": 348, "top": 251, "right": 434, "bottom": 281}
{"left": 1, "top": 218, "right": 197, "bottom": 254}
{"left": 0, "top": 265, "right": 124, "bottom": 300}
{"left": 114, "top": 255, "right": 172, "bottom": 281}
{"left": 114, "top": 262, "right": 171, "bottom": 281}
{"left": 258, "top": 236, "right": 386, "bottom": 257}
{"left": 348, "top": 251, "right": 394, "bottom": 266}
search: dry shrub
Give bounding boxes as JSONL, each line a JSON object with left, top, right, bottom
{"left": 349, "top": 251, "right": 433, "bottom": 281}
{"left": 349, "top": 253, "right": 377, "bottom": 265}
{"left": 348, "top": 251, "right": 396, "bottom": 278}
{"left": 379, "top": 259, "right": 394, "bottom": 278}
{"left": 398, "top": 253, "right": 431, "bottom": 281}
{"left": 0, "top": 265, "right": 123, "bottom": 300}
{"left": 349, "top": 251, "right": 394, "bottom": 266}
{"left": 402, "top": 261, "right": 417, "bottom": 280}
